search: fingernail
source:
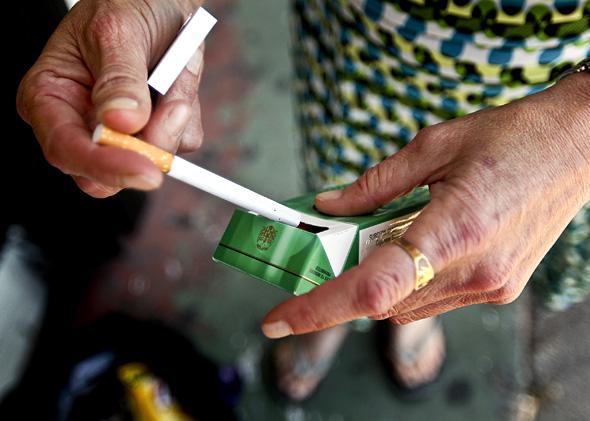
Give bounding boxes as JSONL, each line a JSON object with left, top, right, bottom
{"left": 165, "top": 104, "right": 192, "bottom": 137}
{"left": 316, "top": 189, "right": 343, "bottom": 201}
{"left": 262, "top": 321, "right": 293, "bottom": 339}
{"left": 102, "top": 97, "right": 139, "bottom": 112}
{"left": 123, "top": 173, "right": 162, "bottom": 190}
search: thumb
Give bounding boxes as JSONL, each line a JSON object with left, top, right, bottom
{"left": 91, "top": 46, "right": 152, "bottom": 134}
{"left": 315, "top": 129, "right": 451, "bottom": 216}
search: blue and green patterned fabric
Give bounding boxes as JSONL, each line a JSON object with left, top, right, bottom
{"left": 292, "top": 0, "right": 590, "bottom": 309}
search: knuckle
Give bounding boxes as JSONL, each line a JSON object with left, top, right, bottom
{"left": 43, "top": 121, "right": 80, "bottom": 175}
{"left": 356, "top": 170, "right": 378, "bottom": 206}
{"left": 372, "top": 162, "right": 391, "bottom": 191}
{"left": 179, "top": 136, "right": 201, "bottom": 153}
{"left": 76, "top": 178, "right": 119, "bottom": 198}
{"left": 413, "top": 125, "right": 437, "bottom": 144}
{"left": 356, "top": 163, "right": 391, "bottom": 208}
{"left": 41, "top": 123, "right": 64, "bottom": 169}
{"left": 471, "top": 261, "right": 513, "bottom": 292}
{"left": 491, "top": 283, "right": 520, "bottom": 305}
{"left": 17, "top": 69, "right": 72, "bottom": 172}
{"left": 356, "top": 273, "right": 398, "bottom": 316}
{"left": 293, "top": 295, "right": 325, "bottom": 332}
{"left": 16, "top": 69, "right": 53, "bottom": 123}
{"left": 428, "top": 192, "right": 497, "bottom": 265}
{"left": 42, "top": 134, "right": 63, "bottom": 170}
{"left": 451, "top": 210, "right": 489, "bottom": 254}
{"left": 86, "top": 11, "right": 148, "bottom": 99}
{"left": 194, "top": 124, "right": 204, "bottom": 146}
{"left": 16, "top": 74, "right": 33, "bottom": 122}
{"left": 87, "top": 8, "right": 128, "bottom": 48}
{"left": 473, "top": 270, "right": 507, "bottom": 292}
{"left": 411, "top": 124, "right": 446, "bottom": 151}
{"left": 93, "top": 66, "right": 143, "bottom": 100}
{"left": 184, "top": 121, "right": 204, "bottom": 150}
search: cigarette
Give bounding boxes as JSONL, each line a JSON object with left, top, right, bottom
{"left": 147, "top": 7, "right": 217, "bottom": 95}
{"left": 92, "top": 124, "right": 302, "bottom": 227}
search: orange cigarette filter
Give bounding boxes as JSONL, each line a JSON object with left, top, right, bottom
{"left": 92, "top": 125, "right": 174, "bottom": 173}
{"left": 92, "top": 124, "right": 303, "bottom": 226}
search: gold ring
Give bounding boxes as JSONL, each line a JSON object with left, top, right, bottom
{"left": 392, "top": 237, "right": 434, "bottom": 290}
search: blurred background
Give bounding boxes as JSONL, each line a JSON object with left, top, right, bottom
{"left": 2, "top": 0, "right": 589, "bottom": 420}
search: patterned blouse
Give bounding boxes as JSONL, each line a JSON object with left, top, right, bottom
{"left": 292, "top": 0, "right": 590, "bottom": 309}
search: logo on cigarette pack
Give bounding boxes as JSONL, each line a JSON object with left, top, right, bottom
{"left": 256, "top": 226, "right": 277, "bottom": 251}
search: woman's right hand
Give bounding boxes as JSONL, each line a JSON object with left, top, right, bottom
{"left": 17, "top": 0, "right": 205, "bottom": 198}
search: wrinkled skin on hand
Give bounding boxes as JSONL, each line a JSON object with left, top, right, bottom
{"left": 262, "top": 73, "right": 590, "bottom": 339}
{"left": 17, "top": 0, "right": 204, "bottom": 197}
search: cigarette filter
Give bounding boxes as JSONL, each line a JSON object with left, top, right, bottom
{"left": 92, "top": 124, "right": 302, "bottom": 227}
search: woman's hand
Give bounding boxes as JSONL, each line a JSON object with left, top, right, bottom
{"left": 16, "top": 0, "right": 205, "bottom": 198}
{"left": 262, "top": 73, "right": 590, "bottom": 339}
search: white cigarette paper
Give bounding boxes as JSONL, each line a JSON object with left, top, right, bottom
{"left": 92, "top": 125, "right": 302, "bottom": 227}
{"left": 148, "top": 8, "right": 217, "bottom": 95}
{"left": 168, "top": 157, "right": 302, "bottom": 227}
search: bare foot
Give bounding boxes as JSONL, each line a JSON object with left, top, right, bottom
{"left": 386, "top": 317, "right": 446, "bottom": 390}
{"left": 272, "top": 325, "right": 348, "bottom": 402}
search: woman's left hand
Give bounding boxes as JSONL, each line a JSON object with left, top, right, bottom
{"left": 262, "top": 73, "right": 590, "bottom": 339}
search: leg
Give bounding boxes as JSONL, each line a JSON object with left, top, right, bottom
{"left": 271, "top": 325, "right": 349, "bottom": 402}
{"left": 382, "top": 317, "right": 446, "bottom": 395}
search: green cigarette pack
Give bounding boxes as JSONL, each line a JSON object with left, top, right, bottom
{"left": 213, "top": 187, "right": 430, "bottom": 295}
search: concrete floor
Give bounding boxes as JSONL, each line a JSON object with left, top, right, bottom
{"left": 532, "top": 297, "right": 590, "bottom": 421}
{"left": 3, "top": 0, "right": 589, "bottom": 420}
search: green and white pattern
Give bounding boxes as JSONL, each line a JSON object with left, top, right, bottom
{"left": 293, "top": 0, "right": 590, "bottom": 309}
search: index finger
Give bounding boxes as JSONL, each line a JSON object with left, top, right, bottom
{"left": 29, "top": 91, "right": 163, "bottom": 190}
{"left": 261, "top": 244, "right": 415, "bottom": 338}
{"left": 261, "top": 194, "right": 482, "bottom": 338}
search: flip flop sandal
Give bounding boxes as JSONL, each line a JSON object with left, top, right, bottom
{"left": 262, "top": 336, "right": 337, "bottom": 404}
{"left": 376, "top": 318, "right": 446, "bottom": 400}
